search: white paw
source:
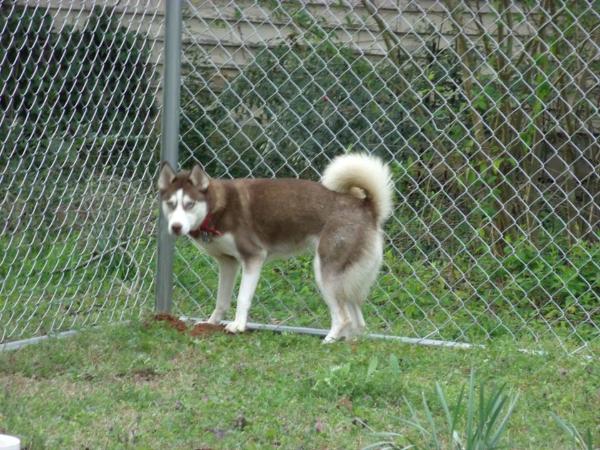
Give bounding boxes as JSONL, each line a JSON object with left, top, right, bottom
{"left": 323, "top": 321, "right": 352, "bottom": 343}
{"left": 225, "top": 320, "right": 246, "bottom": 334}
{"left": 322, "top": 333, "right": 340, "bottom": 344}
{"left": 205, "top": 312, "right": 222, "bottom": 325}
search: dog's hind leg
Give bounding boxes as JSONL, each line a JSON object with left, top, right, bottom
{"left": 341, "top": 243, "right": 382, "bottom": 338}
{"left": 314, "top": 254, "right": 352, "bottom": 343}
{"left": 321, "top": 229, "right": 383, "bottom": 340}
{"left": 206, "top": 256, "right": 239, "bottom": 324}
{"left": 225, "top": 256, "right": 265, "bottom": 334}
{"left": 321, "top": 287, "right": 353, "bottom": 343}
{"left": 347, "top": 302, "right": 366, "bottom": 336}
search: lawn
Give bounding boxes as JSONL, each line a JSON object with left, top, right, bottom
{"left": 1, "top": 319, "right": 598, "bottom": 449}
{"left": 3, "top": 227, "right": 597, "bottom": 356}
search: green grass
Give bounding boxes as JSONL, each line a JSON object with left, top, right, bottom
{"left": 0, "top": 231, "right": 156, "bottom": 341}
{"left": 171, "top": 238, "right": 600, "bottom": 355}
{"left": 2, "top": 229, "right": 598, "bottom": 359}
{"left": 1, "top": 319, "right": 598, "bottom": 449}
{"left": 2, "top": 209, "right": 598, "bottom": 354}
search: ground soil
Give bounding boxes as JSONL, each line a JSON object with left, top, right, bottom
{"left": 153, "top": 313, "right": 225, "bottom": 337}
{"left": 153, "top": 313, "right": 187, "bottom": 332}
{"left": 189, "top": 322, "right": 226, "bottom": 336}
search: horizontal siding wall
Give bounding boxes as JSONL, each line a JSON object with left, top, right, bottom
{"left": 14, "top": 0, "right": 598, "bottom": 137}
{"left": 15, "top": 0, "right": 165, "bottom": 76}
{"left": 13, "top": 1, "right": 535, "bottom": 92}
{"left": 183, "top": 0, "right": 530, "bottom": 72}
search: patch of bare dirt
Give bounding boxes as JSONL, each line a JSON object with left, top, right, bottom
{"left": 153, "top": 313, "right": 187, "bottom": 332}
{"left": 115, "top": 367, "right": 161, "bottom": 383}
{"left": 152, "top": 313, "right": 225, "bottom": 338}
{"left": 189, "top": 323, "right": 225, "bottom": 337}
{"left": 131, "top": 367, "right": 160, "bottom": 382}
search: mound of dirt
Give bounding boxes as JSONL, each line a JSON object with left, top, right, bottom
{"left": 153, "top": 313, "right": 225, "bottom": 337}
{"left": 153, "top": 313, "right": 187, "bottom": 332}
{"left": 189, "top": 322, "right": 226, "bottom": 337}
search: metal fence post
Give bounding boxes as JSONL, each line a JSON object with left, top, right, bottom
{"left": 156, "top": 0, "right": 182, "bottom": 313}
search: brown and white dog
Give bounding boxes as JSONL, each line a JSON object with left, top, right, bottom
{"left": 158, "top": 153, "right": 393, "bottom": 342}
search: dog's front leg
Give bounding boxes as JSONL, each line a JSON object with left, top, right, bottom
{"left": 225, "top": 256, "right": 264, "bottom": 334}
{"left": 206, "top": 256, "right": 239, "bottom": 324}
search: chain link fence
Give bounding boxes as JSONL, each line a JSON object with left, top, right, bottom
{"left": 0, "top": 1, "right": 163, "bottom": 344}
{"left": 175, "top": 0, "right": 599, "bottom": 356}
{"left": 1, "top": 1, "right": 598, "bottom": 356}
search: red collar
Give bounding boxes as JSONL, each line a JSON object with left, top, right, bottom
{"left": 190, "top": 212, "right": 223, "bottom": 239}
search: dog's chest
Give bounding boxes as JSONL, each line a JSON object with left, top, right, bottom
{"left": 192, "top": 233, "right": 240, "bottom": 259}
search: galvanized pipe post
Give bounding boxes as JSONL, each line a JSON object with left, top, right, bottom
{"left": 156, "top": 0, "right": 182, "bottom": 313}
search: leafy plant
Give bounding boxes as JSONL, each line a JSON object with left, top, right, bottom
{"left": 181, "top": 21, "right": 464, "bottom": 179}
{"left": 365, "top": 371, "right": 519, "bottom": 449}
{"left": 312, "top": 354, "right": 402, "bottom": 399}
{"left": 552, "top": 414, "right": 596, "bottom": 450}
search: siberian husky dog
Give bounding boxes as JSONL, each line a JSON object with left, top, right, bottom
{"left": 158, "top": 154, "right": 393, "bottom": 342}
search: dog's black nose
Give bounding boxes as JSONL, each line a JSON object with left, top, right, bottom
{"left": 171, "top": 223, "right": 182, "bottom": 235}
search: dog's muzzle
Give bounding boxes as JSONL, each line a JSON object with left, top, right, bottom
{"left": 170, "top": 223, "right": 183, "bottom": 236}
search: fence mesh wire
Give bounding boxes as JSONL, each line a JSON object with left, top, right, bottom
{"left": 0, "top": 1, "right": 163, "bottom": 343}
{"left": 176, "top": 0, "right": 599, "bottom": 355}
{"left": 1, "top": 1, "right": 598, "bottom": 356}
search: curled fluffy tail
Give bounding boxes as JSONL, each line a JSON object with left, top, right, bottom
{"left": 321, "top": 153, "right": 393, "bottom": 225}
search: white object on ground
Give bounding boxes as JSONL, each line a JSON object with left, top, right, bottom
{"left": 0, "top": 434, "right": 20, "bottom": 450}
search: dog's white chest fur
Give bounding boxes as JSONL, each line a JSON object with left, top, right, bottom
{"left": 191, "top": 232, "right": 241, "bottom": 259}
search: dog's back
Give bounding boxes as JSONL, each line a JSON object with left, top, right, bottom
{"left": 235, "top": 178, "right": 374, "bottom": 244}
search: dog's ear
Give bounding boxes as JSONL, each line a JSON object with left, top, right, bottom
{"left": 158, "top": 161, "right": 176, "bottom": 191}
{"left": 189, "top": 165, "right": 209, "bottom": 191}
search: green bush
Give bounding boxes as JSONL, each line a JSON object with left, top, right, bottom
{"left": 0, "top": 2, "right": 156, "bottom": 173}
{"left": 454, "top": 238, "right": 600, "bottom": 337}
{"left": 181, "top": 29, "right": 463, "bottom": 178}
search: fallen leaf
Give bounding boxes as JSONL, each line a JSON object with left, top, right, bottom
{"left": 234, "top": 414, "right": 248, "bottom": 430}
{"left": 315, "top": 418, "right": 325, "bottom": 433}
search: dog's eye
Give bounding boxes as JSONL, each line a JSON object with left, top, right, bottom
{"left": 183, "top": 201, "right": 195, "bottom": 211}
{"left": 166, "top": 201, "right": 176, "bottom": 210}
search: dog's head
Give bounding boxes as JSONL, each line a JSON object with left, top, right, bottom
{"left": 157, "top": 162, "right": 210, "bottom": 236}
